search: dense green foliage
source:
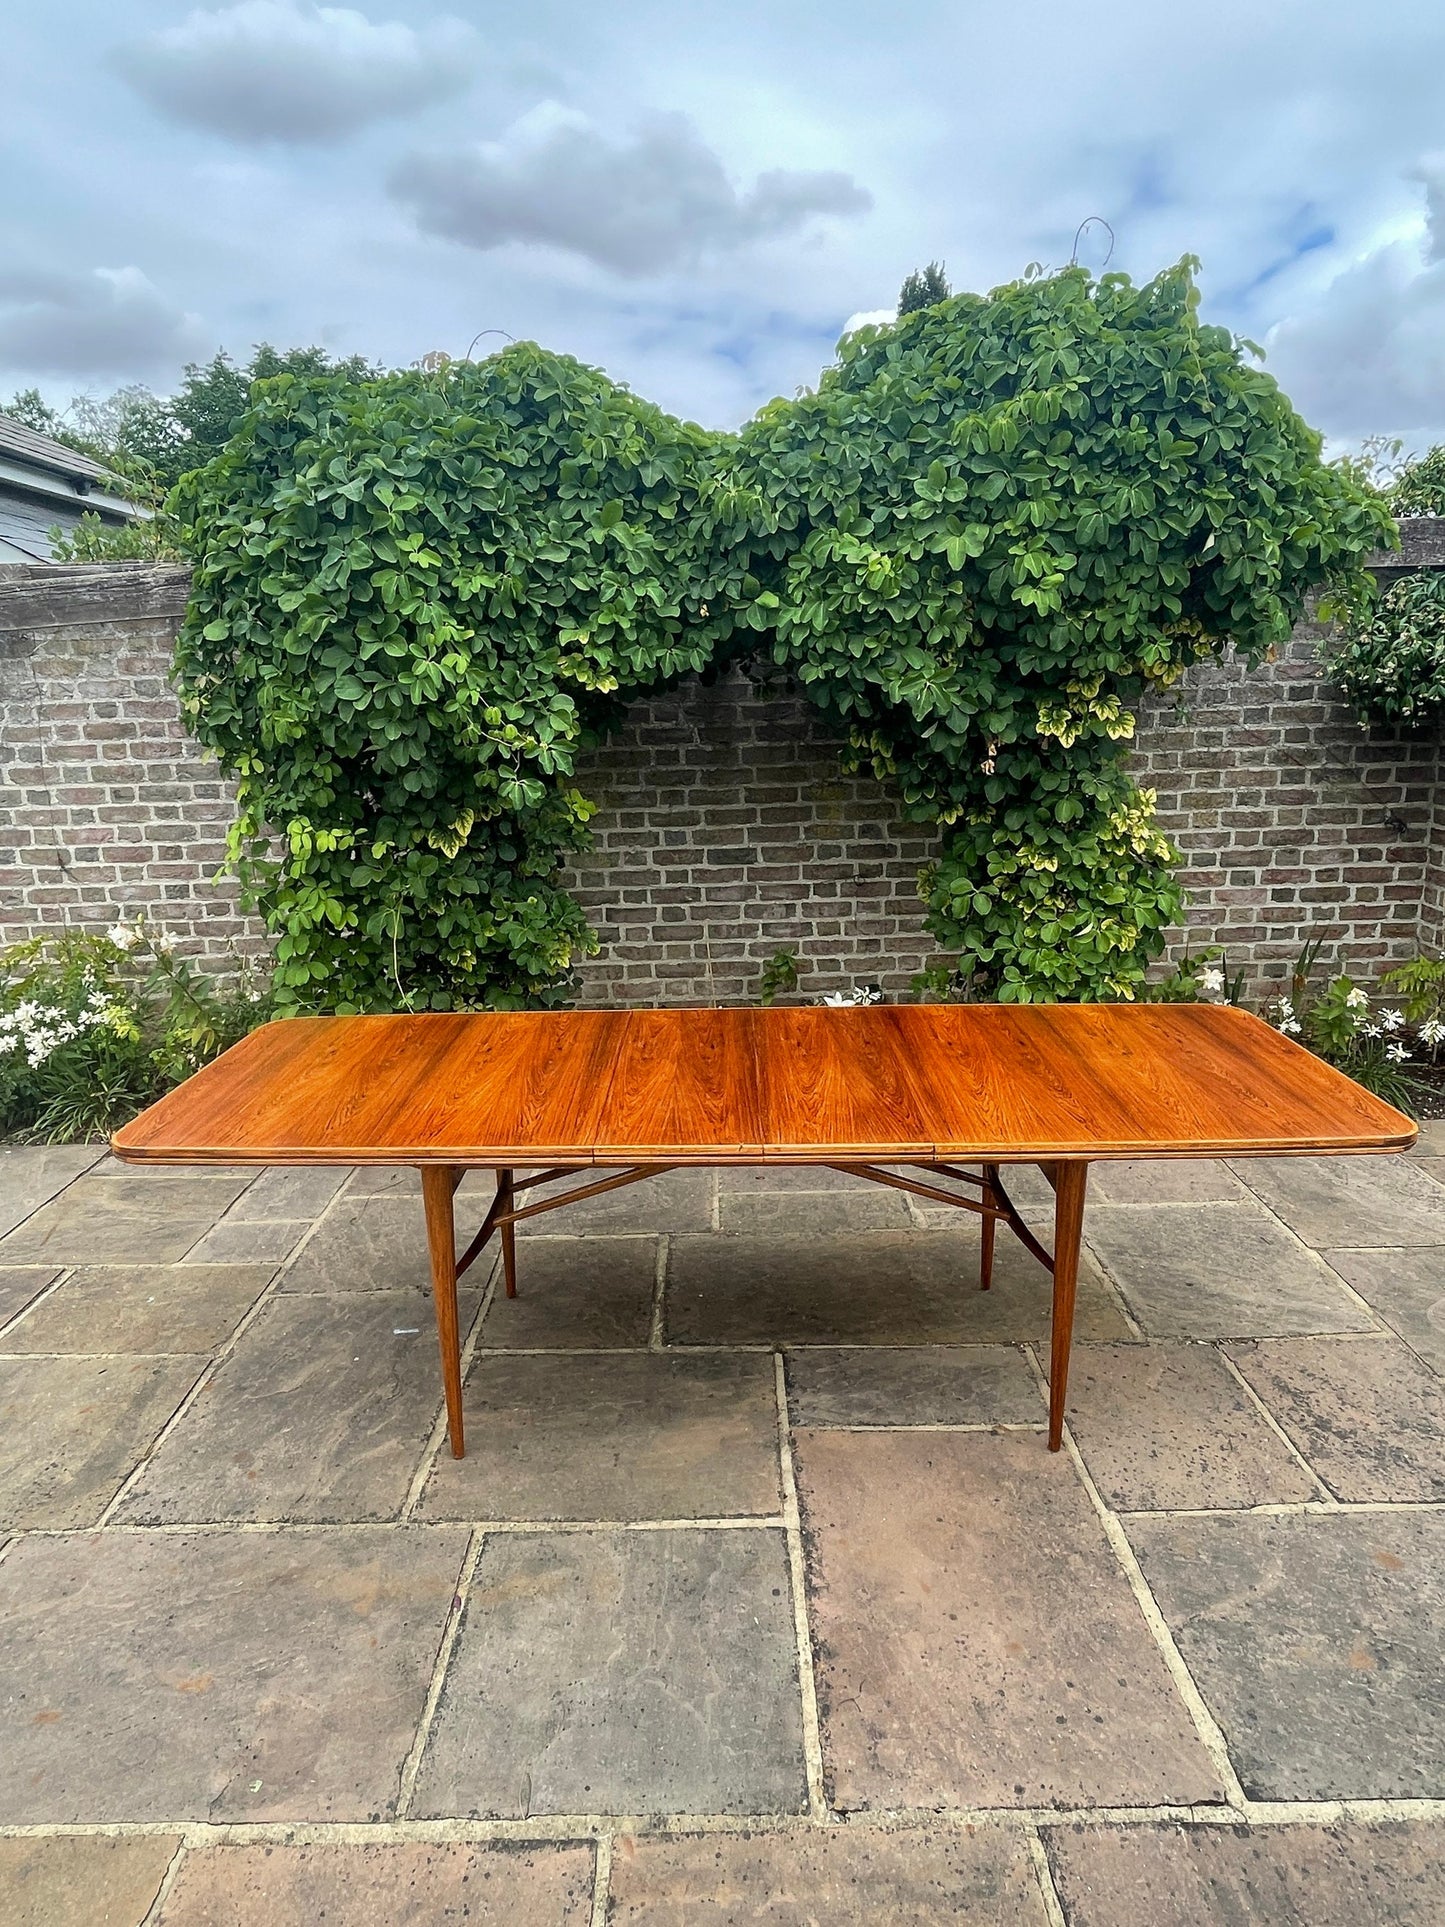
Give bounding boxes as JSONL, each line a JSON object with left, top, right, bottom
{"left": 726, "top": 265, "right": 1391, "bottom": 997}
{"left": 175, "top": 262, "right": 1390, "bottom": 1012}
{"left": 1328, "top": 570, "right": 1445, "bottom": 727}
{"left": 1391, "top": 444, "right": 1445, "bottom": 517}
{"left": 9, "top": 346, "right": 382, "bottom": 562}
{"left": 174, "top": 347, "right": 740, "bottom": 1009}
{"left": 897, "top": 261, "right": 951, "bottom": 315}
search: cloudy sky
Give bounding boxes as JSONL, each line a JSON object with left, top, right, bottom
{"left": 6, "top": 0, "right": 1445, "bottom": 446}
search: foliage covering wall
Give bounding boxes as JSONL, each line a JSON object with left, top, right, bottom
{"left": 174, "top": 263, "right": 1391, "bottom": 1011}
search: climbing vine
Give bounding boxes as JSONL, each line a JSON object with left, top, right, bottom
{"left": 174, "top": 263, "right": 1390, "bottom": 1011}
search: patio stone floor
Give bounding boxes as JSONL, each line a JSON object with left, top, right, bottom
{"left": 0, "top": 1131, "right": 1442, "bottom": 1924}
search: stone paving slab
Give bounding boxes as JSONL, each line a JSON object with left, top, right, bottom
{"left": 1224, "top": 1335, "right": 1445, "bottom": 1501}
{"left": 1042, "top": 1819, "right": 1445, "bottom": 1927}
{"left": 0, "top": 1525, "right": 470, "bottom": 1822}
{"left": 0, "top": 1264, "right": 59, "bottom": 1331}
{"left": 719, "top": 1189, "right": 913, "bottom": 1236}
{"left": 1234, "top": 1154, "right": 1445, "bottom": 1248}
{"left": 794, "top": 1429, "right": 1223, "bottom": 1810}
{"left": 413, "top": 1526, "right": 805, "bottom": 1819}
{"left": 1127, "top": 1511, "right": 1445, "bottom": 1799}
{"left": 1323, "top": 1247, "right": 1445, "bottom": 1375}
{"left": 278, "top": 1193, "right": 489, "bottom": 1293}
{"left": 1, "top": 1264, "right": 272, "bottom": 1355}
{"left": 419, "top": 1352, "right": 780, "bottom": 1521}
{"left": 182, "top": 1219, "right": 310, "bottom": 1265}
{"left": 229, "top": 1165, "right": 351, "bottom": 1218}
{"left": 665, "top": 1230, "right": 1128, "bottom": 1346}
{"left": 154, "top": 1841, "right": 596, "bottom": 1925}
{"left": 1065, "top": 1341, "right": 1319, "bottom": 1511}
{"left": 606, "top": 1825, "right": 1049, "bottom": 1925}
{"left": 0, "top": 1145, "right": 103, "bottom": 1238}
{"left": 1083, "top": 1202, "right": 1376, "bottom": 1338}
{"left": 114, "top": 1290, "right": 480, "bottom": 1525}
{"left": 0, "top": 1175, "right": 244, "bottom": 1266}
{"left": 1085, "top": 1158, "right": 1252, "bottom": 1205}
{"left": 0, "top": 1353, "right": 203, "bottom": 1528}
{"left": 0, "top": 1833, "right": 181, "bottom": 1927}
{"left": 784, "top": 1344, "right": 1043, "bottom": 1428}
{"left": 479, "top": 1236, "right": 657, "bottom": 1348}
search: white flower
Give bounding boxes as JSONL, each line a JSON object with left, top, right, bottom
{"left": 1345, "top": 987, "right": 1369, "bottom": 1010}
{"left": 107, "top": 921, "right": 141, "bottom": 951}
{"left": 1380, "top": 1008, "right": 1405, "bottom": 1032}
{"left": 151, "top": 929, "right": 176, "bottom": 956}
{"left": 1386, "top": 1043, "right": 1411, "bottom": 1063}
{"left": 1359, "top": 1021, "right": 1382, "bottom": 1040}
{"left": 1279, "top": 1018, "right": 1303, "bottom": 1036}
{"left": 1198, "top": 966, "right": 1225, "bottom": 996}
{"left": 1420, "top": 1016, "right": 1445, "bottom": 1046}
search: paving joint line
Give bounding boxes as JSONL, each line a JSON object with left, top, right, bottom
{"left": 1079, "top": 1232, "right": 1146, "bottom": 1340}
{"left": 647, "top": 1236, "right": 668, "bottom": 1352}
{"left": 1021, "top": 1342, "right": 1250, "bottom": 1814}
{"left": 1115, "top": 1499, "right": 1445, "bottom": 1520}
{"left": 138, "top": 1836, "right": 189, "bottom": 1927}
{"left": 773, "top": 1352, "right": 830, "bottom": 1824}
{"left": 0, "top": 1263, "right": 74, "bottom": 1343}
{"left": 588, "top": 1832, "right": 613, "bottom": 1927}
{"left": 395, "top": 1527, "right": 486, "bottom": 1819}
{"left": 1225, "top": 1170, "right": 1393, "bottom": 1333}
{"left": 1213, "top": 1343, "right": 1338, "bottom": 1504}
{"left": 1026, "top": 1825, "right": 1068, "bottom": 1927}
{"left": 13, "top": 1514, "right": 791, "bottom": 1539}
{"left": 10, "top": 1795, "right": 1445, "bottom": 1847}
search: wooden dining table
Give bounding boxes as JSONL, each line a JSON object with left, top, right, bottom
{"left": 111, "top": 1002, "right": 1414, "bottom": 1458}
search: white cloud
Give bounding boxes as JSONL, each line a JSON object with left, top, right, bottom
{"left": 842, "top": 307, "right": 896, "bottom": 336}
{"left": 0, "top": 266, "right": 206, "bottom": 378}
{"left": 1266, "top": 162, "right": 1445, "bottom": 444}
{"left": 389, "top": 106, "right": 872, "bottom": 277}
{"left": 112, "top": 0, "right": 477, "bottom": 145}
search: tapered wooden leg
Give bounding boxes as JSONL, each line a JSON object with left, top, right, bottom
{"left": 497, "top": 1168, "right": 517, "bottom": 1298}
{"left": 1047, "top": 1162, "right": 1088, "bottom": 1450}
{"left": 979, "top": 1163, "right": 999, "bottom": 1290}
{"left": 422, "top": 1165, "right": 465, "bottom": 1459}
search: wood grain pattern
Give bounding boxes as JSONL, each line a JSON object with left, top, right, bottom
{"left": 111, "top": 1004, "right": 1415, "bottom": 1167}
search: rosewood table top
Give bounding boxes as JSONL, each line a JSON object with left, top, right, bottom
{"left": 111, "top": 1003, "right": 1415, "bottom": 1169}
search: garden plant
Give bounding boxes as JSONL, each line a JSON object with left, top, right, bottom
{"left": 171, "top": 260, "right": 1392, "bottom": 1014}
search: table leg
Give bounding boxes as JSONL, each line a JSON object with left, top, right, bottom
{"left": 979, "top": 1163, "right": 999, "bottom": 1290}
{"left": 497, "top": 1168, "right": 517, "bottom": 1298}
{"left": 422, "top": 1165, "right": 466, "bottom": 1459}
{"left": 1047, "top": 1162, "right": 1089, "bottom": 1452}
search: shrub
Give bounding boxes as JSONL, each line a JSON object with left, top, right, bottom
{"left": 0, "top": 924, "right": 270, "bottom": 1141}
{"left": 1391, "top": 445, "right": 1445, "bottom": 518}
{"left": 1327, "top": 570, "right": 1445, "bottom": 727}
{"left": 175, "top": 262, "right": 1389, "bottom": 1011}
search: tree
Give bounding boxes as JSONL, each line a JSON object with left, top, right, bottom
{"left": 897, "top": 261, "right": 951, "bottom": 315}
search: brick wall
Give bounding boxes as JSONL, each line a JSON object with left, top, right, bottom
{"left": 2, "top": 539, "right": 1443, "bottom": 1001}
{"left": 0, "top": 562, "right": 267, "bottom": 965}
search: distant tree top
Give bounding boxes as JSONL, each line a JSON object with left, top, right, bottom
{"left": 897, "top": 261, "right": 951, "bottom": 315}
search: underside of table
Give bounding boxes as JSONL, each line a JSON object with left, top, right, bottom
{"left": 419, "top": 1158, "right": 1089, "bottom": 1459}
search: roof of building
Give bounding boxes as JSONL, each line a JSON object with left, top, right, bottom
{"left": 0, "top": 413, "right": 113, "bottom": 484}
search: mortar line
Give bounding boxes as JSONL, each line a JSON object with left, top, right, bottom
{"left": 589, "top": 1832, "right": 614, "bottom": 1927}
{"left": 401, "top": 1266, "right": 499, "bottom": 1521}
{"left": 710, "top": 1168, "right": 721, "bottom": 1233}
{"left": 809, "top": 1421, "right": 1046, "bottom": 1434}
{"left": 1213, "top": 1344, "right": 1338, "bottom": 1504}
{"left": 1115, "top": 1498, "right": 1445, "bottom": 1520}
{"left": 1026, "top": 1826, "right": 1068, "bottom": 1927}
{"left": 138, "top": 1836, "right": 189, "bottom": 1927}
{"left": 93, "top": 1172, "right": 372, "bottom": 1525}
{"left": 395, "top": 1528, "right": 487, "bottom": 1820}
{"left": 648, "top": 1236, "right": 668, "bottom": 1352}
{"left": 0, "top": 1147, "right": 105, "bottom": 1248}
{"left": 9, "top": 1794, "right": 1445, "bottom": 1846}
{"left": 0, "top": 1264, "right": 75, "bottom": 1342}
{"left": 22, "top": 1515, "right": 790, "bottom": 1538}
{"left": 1021, "top": 1342, "right": 1250, "bottom": 1813}
{"left": 1080, "top": 1234, "right": 1146, "bottom": 1340}
{"left": 773, "top": 1352, "right": 829, "bottom": 1823}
